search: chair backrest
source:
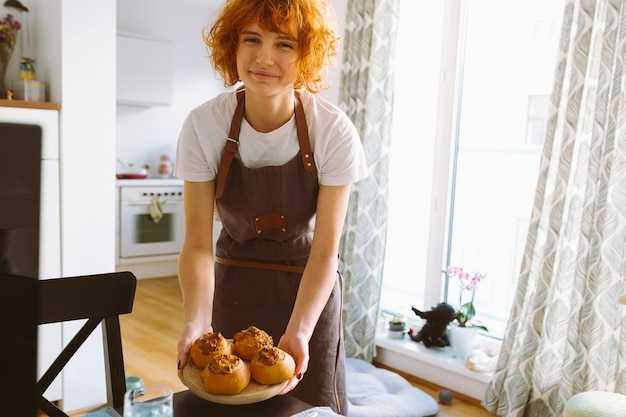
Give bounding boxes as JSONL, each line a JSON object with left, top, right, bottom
{"left": 0, "top": 273, "right": 39, "bottom": 417}
{"left": 37, "top": 271, "right": 137, "bottom": 417}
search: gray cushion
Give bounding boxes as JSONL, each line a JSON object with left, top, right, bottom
{"left": 346, "top": 358, "right": 439, "bottom": 417}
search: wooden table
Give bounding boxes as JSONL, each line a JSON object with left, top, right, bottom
{"left": 112, "top": 390, "right": 312, "bottom": 417}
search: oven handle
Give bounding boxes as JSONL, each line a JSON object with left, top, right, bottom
{"left": 121, "top": 199, "right": 183, "bottom": 206}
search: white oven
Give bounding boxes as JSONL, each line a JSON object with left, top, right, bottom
{"left": 118, "top": 184, "right": 184, "bottom": 259}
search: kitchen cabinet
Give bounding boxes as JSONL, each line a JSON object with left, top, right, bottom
{"left": 116, "top": 33, "right": 173, "bottom": 107}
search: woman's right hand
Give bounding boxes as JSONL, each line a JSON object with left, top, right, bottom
{"left": 177, "top": 322, "right": 212, "bottom": 384}
{"left": 176, "top": 180, "right": 217, "bottom": 384}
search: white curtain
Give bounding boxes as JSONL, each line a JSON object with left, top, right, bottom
{"left": 338, "top": 0, "right": 399, "bottom": 361}
{"left": 483, "top": 0, "right": 626, "bottom": 415}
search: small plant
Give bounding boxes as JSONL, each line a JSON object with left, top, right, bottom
{"left": 389, "top": 312, "right": 405, "bottom": 324}
{"left": 443, "top": 266, "right": 489, "bottom": 331}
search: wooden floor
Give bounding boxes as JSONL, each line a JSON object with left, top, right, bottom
{"left": 120, "top": 276, "right": 497, "bottom": 417}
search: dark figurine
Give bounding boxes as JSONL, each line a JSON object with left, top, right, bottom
{"left": 410, "top": 302, "right": 457, "bottom": 348}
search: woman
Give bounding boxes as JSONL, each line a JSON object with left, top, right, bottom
{"left": 174, "top": 0, "right": 368, "bottom": 413}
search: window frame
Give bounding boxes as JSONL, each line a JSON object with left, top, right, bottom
{"left": 421, "top": 0, "right": 464, "bottom": 312}
{"left": 381, "top": 0, "right": 562, "bottom": 341}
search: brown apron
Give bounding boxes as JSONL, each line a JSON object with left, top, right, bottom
{"left": 212, "top": 88, "right": 348, "bottom": 415}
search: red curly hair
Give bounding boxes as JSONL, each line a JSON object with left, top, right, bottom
{"left": 203, "top": 0, "right": 339, "bottom": 93}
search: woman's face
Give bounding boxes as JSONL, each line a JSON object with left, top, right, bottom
{"left": 236, "top": 22, "right": 300, "bottom": 98}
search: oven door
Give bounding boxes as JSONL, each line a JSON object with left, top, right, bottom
{"left": 120, "top": 191, "right": 184, "bottom": 258}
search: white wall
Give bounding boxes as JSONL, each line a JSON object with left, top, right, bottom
{"left": 21, "top": 0, "right": 117, "bottom": 411}
{"left": 116, "top": 0, "right": 227, "bottom": 176}
{"left": 25, "top": 0, "right": 116, "bottom": 276}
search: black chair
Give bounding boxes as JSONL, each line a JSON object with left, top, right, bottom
{"left": 37, "top": 271, "right": 137, "bottom": 417}
{"left": 1, "top": 274, "right": 39, "bottom": 417}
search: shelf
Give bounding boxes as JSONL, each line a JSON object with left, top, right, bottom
{"left": 375, "top": 333, "right": 494, "bottom": 400}
{"left": 0, "top": 99, "right": 60, "bottom": 110}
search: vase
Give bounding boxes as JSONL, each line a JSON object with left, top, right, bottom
{"left": 0, "top": 44, "right": 16, "bottom": 99}
{"left": 0, "top": 13, "right": 20, "bottom": 99}
{"left": 0, "top": 56, "right": 8, "bottom": 98}
{"left": 449, "top": 324, "right": 479, "bottom": 358}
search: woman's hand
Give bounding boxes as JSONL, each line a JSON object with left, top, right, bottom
{"left": 177, "top": 322, "right": 212, "bottom": 384}
{"left": 276, "top": 332, "right": 309, "bottom": 394}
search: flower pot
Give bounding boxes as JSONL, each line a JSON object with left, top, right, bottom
{"left": 388, "top": 321, "right": 406, "bottom": 332}
{"left": 449, "top": 324, "right": 479, "bottom": 358}
{"left": 387, "top": 321, "right": 406, "bottom": 339}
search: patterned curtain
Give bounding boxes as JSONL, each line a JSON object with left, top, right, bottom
{"left": 483, "top": 0, "right": 626, "bottom": 415}
{"left": 338, "top": 0, "right": 399, "bottom": 361}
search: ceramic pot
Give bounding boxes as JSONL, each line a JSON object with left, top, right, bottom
{"left": 388, "top": 321, "right": 406, "bottom": 332}
{"left": 449, "top": 324, "right": 479, "bottom": 358}
{"left": 387, "top": 321, "right": 406, "bottom": 339}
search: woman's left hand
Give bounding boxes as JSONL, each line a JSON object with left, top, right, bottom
{"left": 276, "top": 333, "right": 309, "bottom": 394}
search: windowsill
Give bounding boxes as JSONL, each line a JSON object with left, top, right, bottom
{"left": 374, "top": 331, "right": 495, "bottom": 401}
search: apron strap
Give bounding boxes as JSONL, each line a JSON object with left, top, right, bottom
{"left": 333, "top": 269, "right": 344, "bottom": 415}
{"left": 294, "top": 91, "right": 316, "bottom": 173}
{"left": 216, "top": 89, "right": 316, "bottom": 199}
{"left": 215, "top": 88, "right": 245, "bottom": 199}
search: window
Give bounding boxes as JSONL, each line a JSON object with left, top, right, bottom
{"left": 381, "top": 0, "right": 565, "bottom": 339}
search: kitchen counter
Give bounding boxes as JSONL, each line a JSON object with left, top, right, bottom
{"left": 0, "top": 99, "right": 60, "bottom": 110}
{"left": 116, "top": 178, "right": 183, "bottom": 187}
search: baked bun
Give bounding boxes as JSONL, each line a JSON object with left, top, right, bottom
{"left": 202, "top": 354, "right": 251, "bottom": 395}
{"left": 250, "top": 346, "right": 296, "bottom": 385}
{"left": 190, "top": 332, "right": 232, "bottom": 369}
{"left": 233, "top": 326, "right": 273, "bottom": 361}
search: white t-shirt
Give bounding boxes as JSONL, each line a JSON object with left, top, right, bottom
{"left": 174, "top": 89, "right": 368, "bottom": 186}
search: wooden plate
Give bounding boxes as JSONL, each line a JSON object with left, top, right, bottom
{"left": 183, "top": 361, "right": 288, "bottom": 405}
